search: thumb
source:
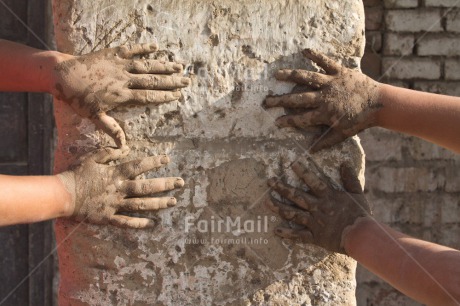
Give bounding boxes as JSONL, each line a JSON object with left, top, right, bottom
{"left": 340, "top": 164, "right": 363, "bottom": 194}
{"left": 310, "top": 131, "right": 346, "bottom": 153}
{"left": 92, "top": 112, "right": 127, "bottom": 149}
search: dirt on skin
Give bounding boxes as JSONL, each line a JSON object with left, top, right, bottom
{"left": 266, "top": 158, "right": 371, "bottom": 254}
{"left": 52, "top": 42, "right": 190, "bottom": 148}
{"left": 57, "top": 148, "right": 184, "bottom": 228}
{"left": 264, "top": 48, "right": 382, "bottom": 153}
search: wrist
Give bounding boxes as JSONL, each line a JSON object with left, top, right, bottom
{"left": 55, "top": 172, "right": 76, "bottom": 217}
{"left": 45, "top": 50, "right": 74, "bottom": 95}
{"left": 341, "top": 216, "right": 376, "bottom": 256}
{"left": 374, "top": 83, "right": 391, "bottom": 128}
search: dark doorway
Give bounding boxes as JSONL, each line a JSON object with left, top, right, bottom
{"left": 0, "top": 0, "right": 55, "bottom": 305}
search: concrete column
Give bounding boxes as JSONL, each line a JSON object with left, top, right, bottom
{"left": 52, "top": 1, "right": 366, "bottom": 304}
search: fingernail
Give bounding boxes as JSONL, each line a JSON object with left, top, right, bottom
{"left": 267, "top": 178, "right": 277, "bottom": 187}
{"left": 275, "top": 118, "right": 284, "bottom": 127}
{"left": 274, "top": 70, "right": 289, "bottom": 79}
{"left": 174, "top": 178, "right": 185, "bottom": 188}
{"left": 309, "top": 142, "right": 320, "bottom": 154}
{"left": 262, "top": 98, "right": 273, "bottom": 109}
{"left": 276, "top": 117, "right": 293, "bottom": 128}
{"left": 160, "top": 155, "right": 170, "bottom": 164}
{"left": 173, "top": 63, "right": 183, "bottom": 71}
{"left": 291, "top": 160, "right": 301, "bottom": 169}
{"left": 181, "top": 77, "right": 191, "bottom": 85}
{"left": 274, "top": 70, "right": 283, "bottom": 78}
{"left": 264, "top": 97, "right": 274, "bottom": 107}
{"left": 173, "top": 91, "right": 182, "bottom": 98}
{"left": 121, "top": 145, "right": 130, "bottom": 155}
{"left": 261, "top": 99, "right": 268, "bottom": 109}
{"left": 168, "top": 197, "right": 177, "bottom": 207}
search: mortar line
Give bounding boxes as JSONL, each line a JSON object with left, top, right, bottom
{"left": 378, "top": 2, "right": 459, "bottom": 82}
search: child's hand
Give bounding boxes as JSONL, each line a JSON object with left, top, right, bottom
{"left": 57, "top": 148, "right": 184, "bottom": 229}
{"left": 265, "top": 160, "right": 371, "bottom": 254}
{"left": 52, "top": 43, "right": 190, "bottom": 150}
{"left": 264, "top": 49, "right": 382, "bottom": 153}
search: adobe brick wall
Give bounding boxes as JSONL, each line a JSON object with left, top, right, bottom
{"left": 359, "top": 0, "right": 460, "bottom": 305}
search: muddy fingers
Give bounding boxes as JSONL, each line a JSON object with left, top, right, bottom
{"left": 57, "top": 151, "right": 184, "bottom": 229}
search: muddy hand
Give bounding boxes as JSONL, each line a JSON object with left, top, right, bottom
{"left": 57, "top": 148, "right": 185, "bottom": 229}
{"left": 265, "top": 161, "right": 371, "bottom": 254}
{"left": 264, "top": 49, "right": 382, "bottom": 153}
{"left": 52, "top": 42, "right": 190, "bottom": 149}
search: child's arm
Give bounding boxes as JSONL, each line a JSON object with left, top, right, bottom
{"left": 0, "top": 149, "right": 184, "bottom": 228}
{"left": 0, "top": 174, "right": 72, "bottom": 225}
{"left": 0, "top": 39, "right": 59, "bottom": 93}
{"left": 264, "top": 49, "right": 460, "bottom": 153}
{"left": 344, "top": 217, "right": 460, "bottom": 306}
{"left": 378, "top": 84, "right": 460, "bottom": 153}
{"left": 0, "top": 39, "right": 190, "bottom": 149}
{"left": 266, "top": 161, "right": 460, "bottom": 306}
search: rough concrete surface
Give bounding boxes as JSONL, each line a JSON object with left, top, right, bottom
{"left": 52, "top": 1, "right": 366, "bottom": 305}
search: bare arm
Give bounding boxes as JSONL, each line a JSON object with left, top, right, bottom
{"left": 378, "top": 84, "right": 460, "bottom": 153}
{"left": 0, "top": 149, "right": 184, "bottom": 228}
{"left": 0, "top": 39, "right": 190, "bottom": 149}
{"left": 264, "top": 49, "right": 460, "bottom": 153}
{"left": 344, "top": 217, "right": 460, "bottom": 306}
{"left": 0, "top": 174, "right": 72, "bottom": 226}
{"left": 0, "top": 39, "right": 62, "bottom": 93}
{"left": 267, "top": 160, "right": 460, "bottom": 306}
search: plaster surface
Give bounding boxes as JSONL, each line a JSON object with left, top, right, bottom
{"left": 52, "top": 1, "right": 366, "bottom": 305}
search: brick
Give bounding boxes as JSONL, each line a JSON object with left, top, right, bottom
{"left": 440, "top": 195, "right": 460, "bottom": 223}
{"left": 364, "top": 189, "right": 460, "bottom": 234}
{"left": 425, "top": 0, "right": 460, "bottom": 7}
{"left": 382, "top": 57, "right": 441, "bottom": 79}
{"left": 383, "top": 33, "right": 414, "bottom": 55}
{"left": 385, "top": 9, "right": 442, "bottom": 32}
{"left": 366, "top": 31, "right": 383, "bottom": 51}
{"left": 445, "top": 59, "right": 460, "bottom": 80}
{"left": 365, "top": 6, "right": 384, "bottom": 30}
{"left": 366, "top": 167, "right": 445, "bottom": 192}
{"left": 359, "top": 128, "right": 403, "bottom": 161}
{"left": 356, "top": 265, "right": 386, "bottom": 284}
{"left": 406, "top": 136, "right": 460, "bottom": 160}
{"left": 356, "top": 282, "right": 422, "bottom": 306}
{"left": 361, "top": 51, "right": 382, "bottom": 80}
{"left": 414, "top": 81, "right": 460, "bottom": 96}
{"left": 365, "top": 192, "right": 417, "bottom": 223}
{"left": 384, "top": 0, "right": 418, "bottom": 8}
{"left": 386, "top": 80, "right": 410, "bottom": 87}
{"left": 446, "top": 9, "right": 460, "bottom": 32}
{"left": 368, "top": 195, "right": 395, "bottom": 223}
{"left": 417, "top": 34, "right": 460, "bottom": 56}
{"left": 363, "top": 0, "right": 382, "bottom": 7}
{"left": 438, "top": 225, "right": 460, "bottom": 249}
{"left": 367, "top": 166, "right": 460, "bottom": 193}
{"left": 446, "top": 166, "right": 460, "bottom": 191}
